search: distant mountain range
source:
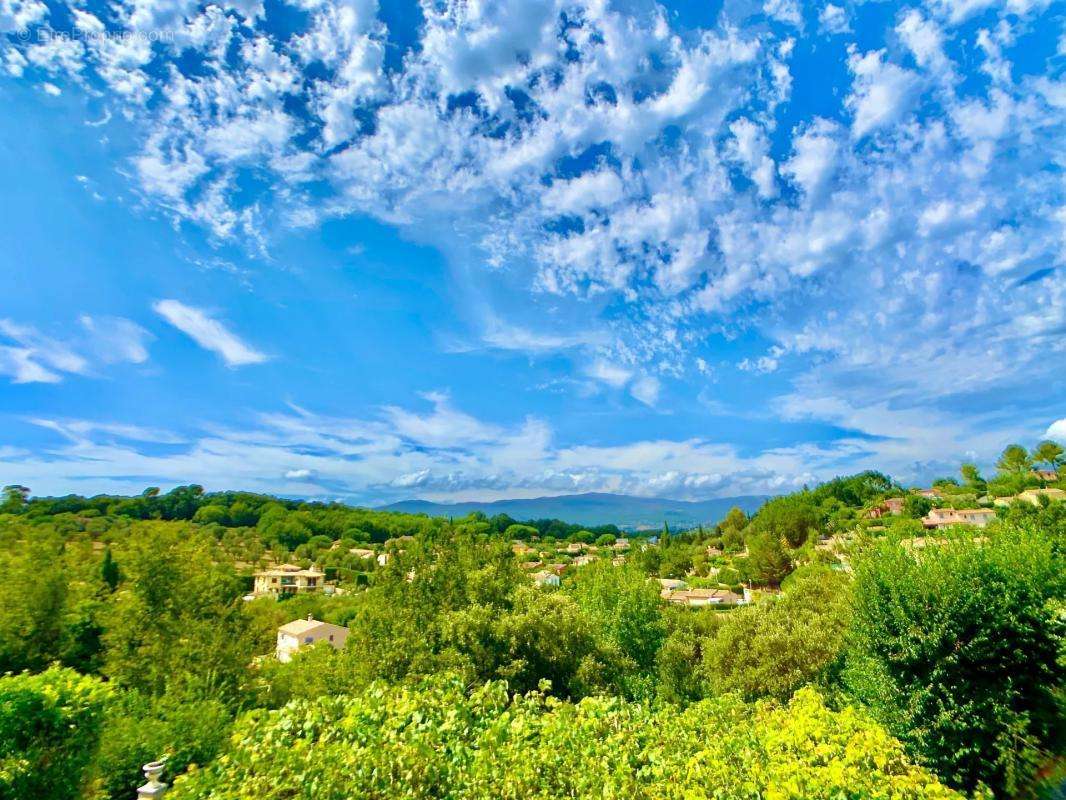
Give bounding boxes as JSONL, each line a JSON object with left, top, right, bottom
{"left": 378, "top": 492, "right": 769, "bottom": 530}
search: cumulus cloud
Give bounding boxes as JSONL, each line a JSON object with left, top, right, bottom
{"left": 4, "top": 400, "right": 835, "bottom": 502}
{"left": 845, "top": 47, "right": 922, "bottom": 139}
{"left": 1, "top": 0, "right": 1062, "bottom": 483}
{"left": 153, "top": 300, "right": 267, "bottom": 367}
{"left": 1046, "top": 419, "right": 1066, "bottom": 443}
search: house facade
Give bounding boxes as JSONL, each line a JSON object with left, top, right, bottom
{"left": 253, "top": 563, "right": 325, "bottom": 596}
{"left": 275, "top": 615, "right": 349, "bottom": 662}
{"left": 921, "top": 508, "right": 996, "bottom": 529}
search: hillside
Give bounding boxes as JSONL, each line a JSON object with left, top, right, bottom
{"left": 378, "top": 492, "right": 768, "bottom": 530}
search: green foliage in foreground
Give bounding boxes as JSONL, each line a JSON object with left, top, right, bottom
{"left": 171, "top": 675, "right": 961, "bottom": 800}
{"left": 846, "top": 527, "right": 1066, "bottom": 797}
{"left": 0, "top": 667, "right": 112, "bottom": 800}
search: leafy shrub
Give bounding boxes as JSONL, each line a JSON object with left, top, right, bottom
{"left": 0, "top": 666, "right": 112, "bottom": 800}
{"left": 170, "top": 674, "right": 961, "bottom": 800}
{"left": 846, "top": 527, "right": 1065, "bottom": 796}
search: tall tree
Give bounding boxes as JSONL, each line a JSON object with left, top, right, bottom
{"left": 0, "top": 485, "right": 29, "bottom": 514}
{"left": 1032, "top": 440, "right": 1064, "bottom": 472}
{"left": 959, "top": 462, "right": 984, "bottom": 489}
{"left": 996, "top": 444, "right": 1031, "bottom": 476}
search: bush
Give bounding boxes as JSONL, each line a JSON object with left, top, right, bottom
{"left": 702, "top": 567, "right": 850, "bottom": 701}
{"left": 91, "top": 691, "right": 233, "bottom": 800}
{"left": 846, "top": 527, "right": 1065, "bottom": 796}
{"left": 170, "top": 675, "right": 961, "bottom": 800}
{"left": 0, "top": 666, "right": 112, "bottom": 800}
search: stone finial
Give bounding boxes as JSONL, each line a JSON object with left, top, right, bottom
{"left": 137, "top": 760, "right": 167, "bottom": 799}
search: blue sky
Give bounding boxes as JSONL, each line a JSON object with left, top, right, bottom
{"left": 0, "top": 0, "right": 1063, "bottom": 504}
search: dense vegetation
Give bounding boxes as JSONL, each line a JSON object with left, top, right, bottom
{"left": 0, "top": 440, "right": 1063, "bottom": 799}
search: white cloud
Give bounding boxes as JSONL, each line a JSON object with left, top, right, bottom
{"left": 818, "top": 4, "right": 850, "bottom": 35}
{"left": 152, "top": 299, "right": 267, "bottom": 366}
{"left": 80, "top": 315, "right": 152, "bottom": 364}
{"left": 4, "top": 401, "right": 830, "bottom": 502}
{"left": 630, "top": 375, "right": 661, "bottom": 406}
{"left": 0, "top": 319, "right": 89, "bottom": 383}
{"left": 1046, "top": 419, "right": 1066, "bottom": 443}
{"left": 846, "top": 48, "right": 922, "bottom": 138}
{"left": 0, "top": 346, "right": 62, "bottom": 383}
{"left": 783, "top": 118, "right": 841, "bottom": 200}
{"left": 0, "top": 0, "right": 47, "bottom": 32}
{"left": 587, "top": 360, "right": 633, "bottom": 389}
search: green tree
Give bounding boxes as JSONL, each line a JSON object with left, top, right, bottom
{"left": 744, "top": 529, "right": 793, "bottom": 586}
{"left": 100, "top": 546, "right": 121, "bottom": 592}
{"left": 959, "top": 462, "right": 985, "bottom": 489}
{"left": 845, "top": 527, "right": 1065, "bottom": 796}
{"left": 748, "top": 495, "right": 823, "bottom": 549}
{"left": 567, "top": 561, "right": 665, "bottom": 697}
{"left": 1032, "top": 440, "right": 1064, "bottom": 472}
{"left": 702, "top": 567, "right": 850, "bottom": 701}
{"left": 0, "top": 534, "right": 68, "bottom": 673}
{"left": 902, "top": 494, "right": 932, "bottom": 519}
{"left": 102, "top": 524, "right": 253, "bottom": 703}
{"left": 996, "top": 443, "right": 1032, "bottom": 476}
{"left": 0, "top": 484, "right": 29, "bottom": 514}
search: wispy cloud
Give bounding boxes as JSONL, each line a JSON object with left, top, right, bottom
{"left": 152, "top": 300, "right": 267, "bottom": 367}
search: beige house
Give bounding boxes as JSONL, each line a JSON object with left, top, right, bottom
{"left": 921, "top": 508, "right": 996, "bottom": 529}
{"left": 254, "top": 563, "right": 325, "bottom": 596}
{"left": 275, "top": 615, "right": 349, "bottom": 663}
{"left": 662, "top": 588, "right": 744, "bottom": 607}
{"left": 1018, "top": 487, "right": 1066, "bottom": 505}
{"left": 532, "top": 570, "right": 560, "bottom": 587}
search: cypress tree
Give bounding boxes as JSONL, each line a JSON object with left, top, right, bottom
{"left": 100, "top": 547, "right": 120, "bottom": 592}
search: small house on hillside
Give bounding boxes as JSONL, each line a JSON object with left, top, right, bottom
{"left": 869, "top": 497, "right": 906, "bottom": 518}
{"left": 276, "top": 615, "right": 349, "bottom": 662}
{"left": 1018, "top": 487, "right": 1066, "bottom": 505}
{"left": 921, "top": 508, "right": 996, "bottom": 529}
{"left": 532, "top": 570, "right": 560, "bottom": 587}
{"left": 254, "top": 564, "right": 324, "bottom": 597}
{"left": 662, "top": 588, "right": 744, "bottom": 607}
